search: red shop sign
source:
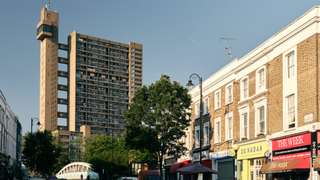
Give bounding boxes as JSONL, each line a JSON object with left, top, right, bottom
{"left": 273, "top": 132, "right": 311, "bottom": 151}
{"left": 272, "top": 132, "right": 311, "bottom": 161}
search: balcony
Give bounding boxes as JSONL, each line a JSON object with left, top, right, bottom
{"left": 37, "top": 24, "right": 52, "bottom": 40}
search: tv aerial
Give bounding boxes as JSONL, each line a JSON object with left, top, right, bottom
{"left": 220, "top": 37, "right": 236, "bottom": 64}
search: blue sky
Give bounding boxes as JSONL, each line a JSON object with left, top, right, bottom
{"left": 0, "top": 0, "right": 318, "bottom": 135}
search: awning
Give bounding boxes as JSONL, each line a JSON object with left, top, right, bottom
{"left": 201, "top": 160, "right": 211, "bottom": 169}
{"left": 260, "top": 157, "right": 310, "bottom": 174}
{"left": 314, "top": 157, "right": 320, "bottom": 171}
{"left": 170, "top": 160, "right": 192, "bottom": 173}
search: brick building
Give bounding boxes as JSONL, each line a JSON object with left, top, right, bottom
{"left": 183, "top": 5, "right": 320, "bottom": 180}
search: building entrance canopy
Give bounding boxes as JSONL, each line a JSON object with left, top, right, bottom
{"left": 170, "top": 160, "right": 191, "bottom": 173}
{"left": 260, "top": 157, "right": 309, "bottom": 174}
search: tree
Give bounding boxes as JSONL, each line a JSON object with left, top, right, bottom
{"left": 52, "top": 133, "right": 70, "bottom": 173}
{"left": 22, "top": 130, "right": 62, "bottom": 176}
{"left": 84, "top": 134, "right": 131, "bottom": 178}
{"left": 125, "top": 74, "right": 192, "bottom": 179}
{"left": 69, "top": 136, "right": 83, "bottom": 162}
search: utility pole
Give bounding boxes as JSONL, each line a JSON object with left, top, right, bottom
{"left": 220, "top": 37, "right": 236, "bottom": 64}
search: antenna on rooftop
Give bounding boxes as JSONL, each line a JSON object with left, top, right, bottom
{"left": 47, "top": 0, "right": 50, "bottom": 10}
{"left": 220, "top": 37, "right": 236, "bottom": 64}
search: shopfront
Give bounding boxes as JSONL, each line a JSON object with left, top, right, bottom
{"left": 164, "top": 157, "right": 177, "bottom": 180}
{"left": 236, "top": 141, "right": 269, "bottom": 180}
{"left": 193, "top": 150, "right": 211, "bottom": 168}
{"left": 193, "top": 150, "right": 211, "bottom": 180}
{"left": 210, "top": 150, "right": 234, "bottom": 180}
{"left": 260, "top": 132, "right": 312, "bottom": 180}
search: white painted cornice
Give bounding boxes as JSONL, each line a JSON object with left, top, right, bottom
{"left": 189, "top": 6, "right": 320, "bottom": 103}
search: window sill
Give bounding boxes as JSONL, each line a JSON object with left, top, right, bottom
{"left": 225, "top": 101, "right": 233, "bottom": 106}
{"left": 284, "top": 127, "right": 296, "bottom": 132}
{"left": 238, "top": 98, "right": 249, "bottom": 104}
{"left": 238, "top": 89, "right": 268, "bottom": 104}
{"left": 214, "top": 107, "right": 221, "bottom": 111}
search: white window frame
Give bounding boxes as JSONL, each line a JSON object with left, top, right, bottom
{"left": 240, "top": 76, "right": 249, "bottom": 100}
{"left": 203, "top": 122, "right": 210, "bottom": 146}
{"left": 195, "top": 103, "right": 200, "bottom": 119}
{"left": 195, "top": 125, "right": 200, "bottom": 148}
{"left": 253, "top": 96, "right": 267, "bottom": 136}
{"left": 225, "top": 112, "right": 233, "bottom": 140}
{"left": 186, "top": 130, "right": 191, "bottom": 150}
{"left": 287, "top": 52, "right": 295, "bottom": 78}
{"left": 286, "top": 94, "right": 296, "bottom": 129}
{"left": 203, "top": 97, "right": 209, "bottom": 115}
{"left": 214, "top": 89, "right": 221, "bottom": 110}
{"left": 225, "top": 83, "right": 233, "bottom": 105}
{"left": 239, "top": 104, "right": 249, "bottom": 139}
{"left": 256, "top": 66, "right": 266, "bottom": 93}
{"left": 242, "top": 113, "right": 249, "bottom": 139}
{"left": 214, "top": 117, "right": 221, "bottom": 143}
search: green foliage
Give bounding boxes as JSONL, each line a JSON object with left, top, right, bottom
{"left": 84, "top": 134, "right": 130, "bottom": 176}
{"left": 125, "top": 74, "right": 192, "bottom": 177}
{"left": 22, "top": 130, "right": 62, "bottom": 176}
{"left": 69, "top": 136, "right": 84, "bottom": 162}
{"left": 53, "top": 133, "right": 70, "bottom": 173}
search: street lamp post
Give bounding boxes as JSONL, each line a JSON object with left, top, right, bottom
{"left": 31, "top": 117, "right": 41, "bottom": 133}
{"left": 186, "top": 73, "right": 203, "bottom": 164}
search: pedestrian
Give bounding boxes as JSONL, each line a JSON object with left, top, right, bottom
{"left": 87, "top": 175, "right": 90, "bottom": 180}
{"left": 81, "top": 174, "right": 83, "bottom": 180}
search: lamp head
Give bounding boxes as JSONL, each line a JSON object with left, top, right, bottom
{"left": 37, "top": 121, "right": 41, "bottom": 126}
{"left": 233, "top": 144, "right": 240, "bottom": 151}
{"left": 186, "top": 80, "right": 194, "bottom": 89}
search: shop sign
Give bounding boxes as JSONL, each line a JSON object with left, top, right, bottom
{"left": 237, "top": 141, "right": 269, "bottom": 160}
{"left": 272, "top": 132, "right": 311, "bottom": 161}
{"left": 193, "top": 150, "right": 210, "bottom": 162}
{"left": 317, "top": 131, "right": 320, "bottom": 155}
{"left": 304, "top": 113, "right": 313, "bottom": 123}
{"left": 177, "top": 154, "right": 192, "bottom": 162}
{"left": 311, "top": 132, "right": 317, "bottom": 167}
{"left": 210, "top": 150, "right": 231, "bottom": 160}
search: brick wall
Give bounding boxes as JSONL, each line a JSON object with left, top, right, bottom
{"left": 189, "top": 33, "right": 320, "bottom": 153}
{"left": 297, "top": 35, "right": 318, "bottom": 126}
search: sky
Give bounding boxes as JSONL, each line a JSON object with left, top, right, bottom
{"left": 0, "top": 0, "right": 319, "bottom": 135}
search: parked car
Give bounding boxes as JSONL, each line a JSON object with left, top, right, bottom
{"left": 138, "top": 170, "right": 160, "bottom": 180}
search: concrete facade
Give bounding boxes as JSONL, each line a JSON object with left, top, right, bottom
{"left": 36, "top": 7, "right": 143, "bottom": 145}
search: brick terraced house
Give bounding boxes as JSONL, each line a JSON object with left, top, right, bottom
{"left": 172, "top": 5, "right": 320, "bottom": 180}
